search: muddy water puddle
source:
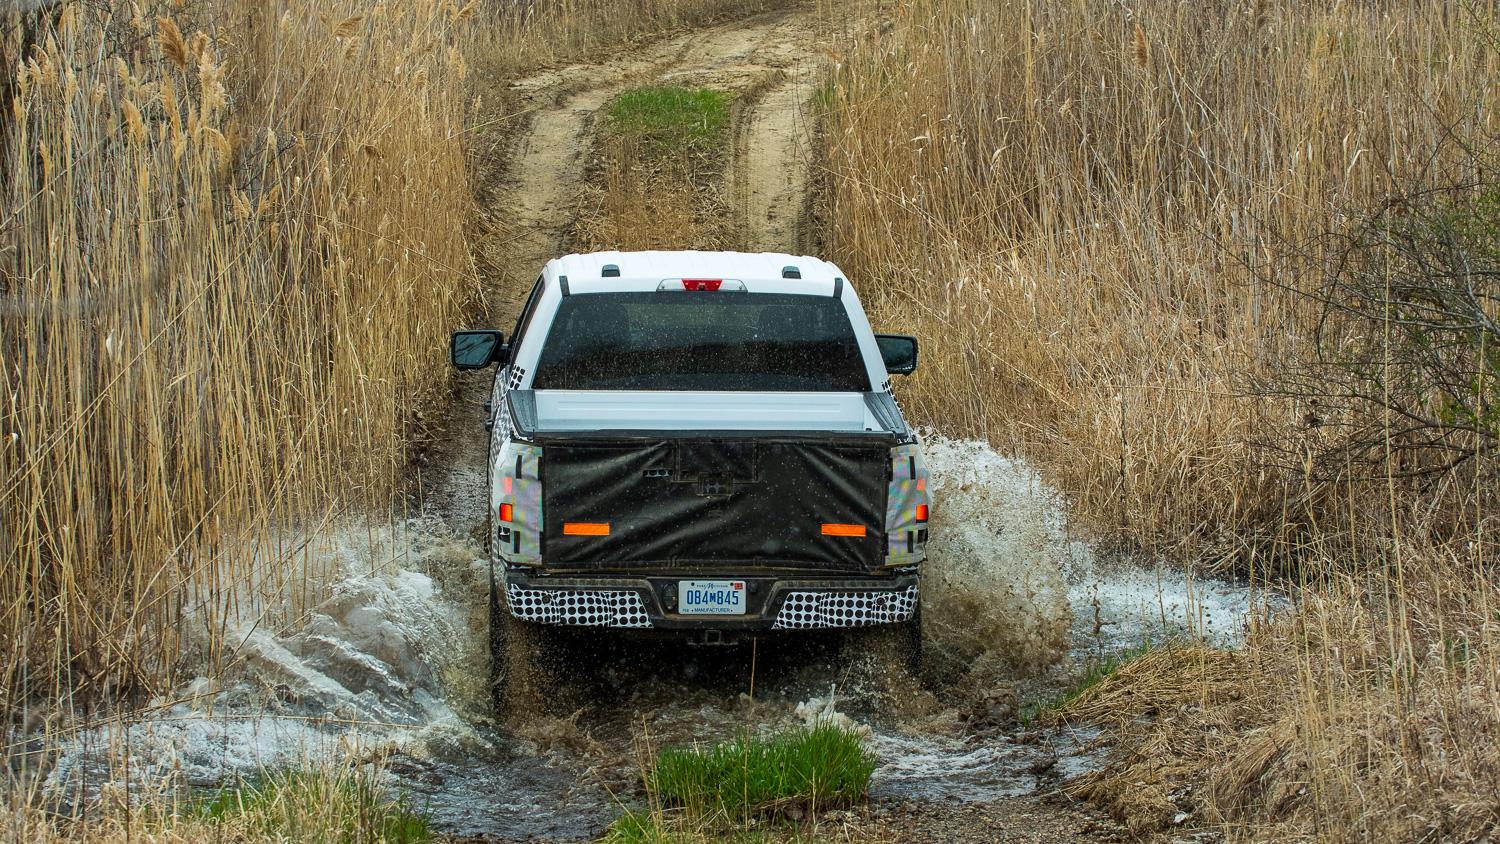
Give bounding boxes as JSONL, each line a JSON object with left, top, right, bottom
{"left": 38, "top": 436, "right": 1277, "bottom": 841}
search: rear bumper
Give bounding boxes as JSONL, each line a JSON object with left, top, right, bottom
{"left": 500, "top": 568, "right": 919, "bottom": 632}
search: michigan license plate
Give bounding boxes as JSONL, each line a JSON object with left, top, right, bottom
{"left": 678, "top": 580, "right": 746, "bottom": 615}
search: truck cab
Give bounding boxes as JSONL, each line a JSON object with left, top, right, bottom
{"left": 451, "top": 251, "right": 929, "bottom": 669}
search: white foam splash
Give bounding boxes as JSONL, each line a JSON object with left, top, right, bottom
{"left": 918, "top": 432, "right": 1274, "bottom": 671}
{"left": 918, "top": 434, "right": 1076, "bottom": 677}
{"left": 46, "top": 520, "right": 490, "bottom": 802}
{"left": 793, "top": 686, "right": 869, "bottom": 735}
{"left": 1065, "top": 557, "right": 1270, "bottom": 655}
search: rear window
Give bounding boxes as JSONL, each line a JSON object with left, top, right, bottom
{"left": 532, "top": 292, "right": 870, "bottom": 391}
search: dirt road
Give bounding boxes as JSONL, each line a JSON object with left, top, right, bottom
{"left": 428, "top": 9, "right": 1132, "bottom": 842}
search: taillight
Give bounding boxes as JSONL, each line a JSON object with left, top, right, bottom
{"left": 496, "top": 443, "right": 543, "bottom": 564}
{"left": 656, "top": 279, "right": 746, "bottom": 292}
{"left": 915, "top": 504, "right": 929, "bottom": 522}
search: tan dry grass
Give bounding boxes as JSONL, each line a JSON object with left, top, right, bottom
{"left": 0, "top": 0, "right": 477, "bottom": 704}
{"left": 570, "top": 133, "right": 735, "bottom": 253}
{"left": 1, "top": 757, "right": 426, "bottom": 843}
{"left": 573, "top": 164, "right": 730, "bottom": 252}
{"left": 823, "top": 0, "right": 1500, "bottom": 840}
{"left": 1059, "top": 554, "right": 1500, "bottom": 840}
{"left": 469, "top": 0, "right": 782, "bottom": 79}
{"left": 571, "top": 90, "right": 736, "bottom": 252}
{"left": 821, "top": 0, "right": 1500, "bottom": 563}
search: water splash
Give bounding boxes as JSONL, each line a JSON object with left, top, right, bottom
{"left": 45, "top": 521, "right": 490, "bottom": 798}
{"left": 41, "top": 436, "right": 1279, "bottom": 836}
{"left": 920, "top": 432, "right": 1274, "bottom": 668}
{"left": 919, "top": 434, "right": 1077, "bottom": 684}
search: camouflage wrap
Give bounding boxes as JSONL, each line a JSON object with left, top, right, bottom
{"left": 884, "top": 443, "right": 929, "bottom": 565}
{"left": 495, "top": 442, "right": 544, "bottom": 563}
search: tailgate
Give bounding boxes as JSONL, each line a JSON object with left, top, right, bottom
{"left": 540, "top": 436, "right": 893, "bottom": 571}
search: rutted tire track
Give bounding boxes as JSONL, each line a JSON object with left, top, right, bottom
{"left": 733, "top": 32, "right": 818, "bottom": 252}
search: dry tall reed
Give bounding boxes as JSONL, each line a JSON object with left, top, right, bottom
{"left": 0, "top": 0, "right": 477, "bottom": 707}
{"left": 471, "top": 0, "right": 777, "bottom": 77}
{"left": 822, "top": 0, "right": 1500, "bottom": 838}
{"left": 822, "top": 0, "right": 1500, "bottom": 562}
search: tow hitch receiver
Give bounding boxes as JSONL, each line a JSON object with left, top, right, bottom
{"left": 688, "top": 629, "right": 739, "bottom": 647}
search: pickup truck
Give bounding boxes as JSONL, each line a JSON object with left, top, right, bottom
{"left": 450, "top": 251, "right": 930, "bottom": 690}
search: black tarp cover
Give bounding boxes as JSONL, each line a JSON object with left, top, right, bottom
{"left": 540, "top": 436, "right": 894, "bottom": 572}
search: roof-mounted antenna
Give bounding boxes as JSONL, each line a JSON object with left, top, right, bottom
{"left": 781, "top": 265, "right": 802, "bottom": 279}
{"left": 601, "top": 263, "right": 621, "bottom": 278}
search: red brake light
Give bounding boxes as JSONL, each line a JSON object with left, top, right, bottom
{"left": 682, "top": 279, "right": 723, "bottom": 292}
{"left": 915, "top": 504, "right": 929, "bottom": 522}
{"left": 499, "top": 503, "right": 513, "bottom": 522}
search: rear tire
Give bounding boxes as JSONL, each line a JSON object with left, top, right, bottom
{"left": 488, "top": 576, "right": 511, "bottom": 713}
{"left": 489, "top": 575, "right": 562, "bottom": 714}
{"left": 841, "top": 606, "right": 926, "bottom": 700}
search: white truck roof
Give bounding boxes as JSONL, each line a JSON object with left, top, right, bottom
{"left": 548, "top": 250, "right": 845, "bottom": 296}
{"left": 507, "top": 250, "right": 901, "bottom": 433}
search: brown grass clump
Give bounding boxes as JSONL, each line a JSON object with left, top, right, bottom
{"left": 821, "top": 0, "right": 1500, "bottom": 564}
{"left": 1058, "top": 555, "right": 1500, "bottom": 841}
{"left": 1, "top": 758, "right": 427, "bottom": 843}
{"left": 572, "top": 87, "right": 736, "bottom": 251}
{"left": 572, "top": 139, "right": 733, "bottom": 251}
{"left": 0, "top": 0, "right": 477, "bottom": 704}
{"left": 470, "top": 0, "right": 780, "bottom": 78}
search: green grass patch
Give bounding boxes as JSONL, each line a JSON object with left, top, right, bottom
{"left": 603, "top": 811, "right": 691, "bottom": 844}
{"left": 194, "top": 766, "right": 430, "bottom": 844}
{"left": 809, "top": 78, "right": 838, "bottom": 115}
{"left": 646, "top": 722, "right": 874, "bottom": 821}
{"left": 1022, "top": 641, "right": 1157, "bottom": 726}
{"left": 606, "top": 86, "right": 732, "bottom": 158}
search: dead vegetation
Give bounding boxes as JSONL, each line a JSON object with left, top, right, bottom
{"left": 822, "top": 0, "right": 1500, "bottom": 563}
{"left": 1056, "top": 559, "right": 1500, "bottom": 841}
{"left": 821, "top": 0, "right": 1500, "bottom": 839}
{"left": 0, "top": 0, "right": 796, "bottom": 711}
{"left": 470, "top": 0, "right": 782, "bottom": 79}
{"left": 0, "top": 0, "right": 477, "bottom": 708}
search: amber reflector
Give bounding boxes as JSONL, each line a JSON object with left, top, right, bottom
{"left": 563, "top": 522, "right": 610, "bottom": 536}
{"left": 821, "top": 523, "right": 866, "bottom": 537}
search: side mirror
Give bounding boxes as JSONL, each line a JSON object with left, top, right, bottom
{"left": 875, "top": 333, "right": 918, "bottom": 375}
{"left": 451, "top": 330, "right": 507, "bottom": 369}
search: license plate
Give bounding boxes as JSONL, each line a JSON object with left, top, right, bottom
{"left": 678, "top": 580, "right": 747, "bottom": 615}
